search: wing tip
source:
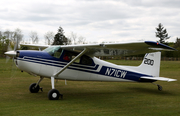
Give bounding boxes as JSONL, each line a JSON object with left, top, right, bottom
{"left": 145, "top": 41, "right": 177, "bottom": 51}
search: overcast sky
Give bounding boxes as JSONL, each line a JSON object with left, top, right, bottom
{"left": 0, "top": 0, "right": 180, "bottom": 44}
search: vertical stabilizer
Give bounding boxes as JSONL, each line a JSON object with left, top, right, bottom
{"left": 137, "top": 52, "right": 161, "bottom": 77}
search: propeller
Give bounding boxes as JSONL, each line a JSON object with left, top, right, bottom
{"left": 5, "top": 38, "right": 19, "bottom": 78}
{"left": 5, "top": 40, "right": 18, "bottom": 57}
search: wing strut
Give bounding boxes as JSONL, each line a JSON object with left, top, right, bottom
{"left": 50, "top": 48, "right": 88, "bottom": 89}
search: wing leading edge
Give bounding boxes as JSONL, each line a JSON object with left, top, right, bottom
{"left": 20, "top": 44, "right": 50, "bottom": 48}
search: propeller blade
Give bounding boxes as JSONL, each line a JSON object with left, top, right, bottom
{"left": 5, "top": 38, "right": 19, "bottom": 78}
{"left": 6, "top": 56, "right": 11, "bottom": 63}
{"left": 14, "top": 38, "right": 19, "bottom": 51}
{"left": 10, "top": 57, "right": 17, "bottom": 78}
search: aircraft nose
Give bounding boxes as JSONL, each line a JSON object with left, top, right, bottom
{"left": 4, "top": 51, "right": 17, "bottom": 57}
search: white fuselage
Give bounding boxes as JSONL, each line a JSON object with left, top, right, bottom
{"left": 16, "top": 51, "right": 150, "bottom": 83}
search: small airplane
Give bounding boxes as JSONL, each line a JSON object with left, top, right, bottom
{"left": 5, "top": 41, "right": 177, "bottom": 100}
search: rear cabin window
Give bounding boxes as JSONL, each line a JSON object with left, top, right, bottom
{"left": 80, "top": 55, "right": 93, "bottom": 65}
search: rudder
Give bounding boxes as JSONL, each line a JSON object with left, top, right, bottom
{"left": 137, "top": 52, "right": 161, "bottom": 77}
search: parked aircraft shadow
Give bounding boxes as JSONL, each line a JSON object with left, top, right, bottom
{"left": 24, "top": 85, "right": 177, "bottom": 101}
{"left": 126, "top": 87, "right": 177, "bottom": 96}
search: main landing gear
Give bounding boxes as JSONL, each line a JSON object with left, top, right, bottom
{"left": 152, "top": 83, "right": 163, "bottom": 91}
{"left": 48, "top": 89, "right": 63, "bottom": 100}
{"left": 47, "top": 76, "right": 63, "bottom": 100}
{"left": 29, "top": 76, "right": 63, "bottom": 100}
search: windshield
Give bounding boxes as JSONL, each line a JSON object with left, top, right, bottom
{"left": 43, "top": 46, "right": 63, "bottom": 58}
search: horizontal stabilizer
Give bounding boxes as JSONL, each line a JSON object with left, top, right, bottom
{"left": 140, "top": 76, "right": 177, "bottom": 82}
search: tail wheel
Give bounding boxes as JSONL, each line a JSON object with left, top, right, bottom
{"left": 48, "top": 89, "right": 60, "bottom": 100}
{"left": 29, "top": 83, "right": 40, "bottom": 93}
{"left": 158, "top": 85, "right": 163, "bottom": 91}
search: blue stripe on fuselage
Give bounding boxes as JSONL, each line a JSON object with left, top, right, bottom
{"left": 99, "top": 66, "right": 151, "bottom": 82}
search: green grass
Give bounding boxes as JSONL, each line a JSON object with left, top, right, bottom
{"left": 0, "top": 58, "right": 180, "bottom": 116}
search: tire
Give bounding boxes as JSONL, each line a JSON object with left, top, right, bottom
{"left": 48, "top": 89, "right": 60, "bottom": 100}
{"left": 29, "top": 83, "right": 40, "bottom": 93}
{"left": 158, "top": 85, "right": 163, "bottom": 91}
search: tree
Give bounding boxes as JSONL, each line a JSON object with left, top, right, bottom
{"left": 172, "top": 37, "right": 180, "bottom": 57}
{"left": 174, "top": 37, "right": 180, "bottom": 48}
{"left": 155, "top": 23, "right": 170, "bottom": 44}
{"left": 52, "top": 26, "right": 71, "bottom": 45}
{"left": 0, "top": 36, "right": 9, "bottom": 57}
{"left": 13, "top": 28, "right": 23, "bottom": 49}
{"left": 44, "top": 31, "right": 54, "bottom": 45}
{"left": 0, "top": 31, "right": 2, "bottom": 37}
{"left": 77, "top": 36, "right": 86, "bottom": 44}
{"left": 3, "top": 30, "right": 11, "bottom": 39}
{"left": 69, "top": 32, "right": 86, "bottom": 45}
{"left": 0, "top": 29, "right": 23, "bottom": 56}
{"left": 29, "top": 31, "right": 38, "bottom": 44}
{"left": 70, "top": 32, "right": 77, "bottom": 45}
{"left": 0, "top": 29, "right": 23, "bottom": 51}
{"left": 3, "top": 30, "right": 14, "bottom": 42}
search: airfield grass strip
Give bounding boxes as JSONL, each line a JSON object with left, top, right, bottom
{"left": 0, "top": 59, "right": 179, "bottom": 116}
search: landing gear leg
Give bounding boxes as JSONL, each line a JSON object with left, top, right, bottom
{"left": 152, "top": 83, "right": 163, "bottom": 91}
{"left": 36, "top": 76, "right": 44, "bottom": 92}
{"left": 48, "top": 77, "right": 63, "bottom": 100}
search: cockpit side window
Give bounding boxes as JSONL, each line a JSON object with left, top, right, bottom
{"left": 43, "top": 46, "right": 63, "bottom": 58}
{"left": 63, "top": 51, "right": 80, "bottom": 63}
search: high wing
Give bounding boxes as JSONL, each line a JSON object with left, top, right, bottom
{"left": 21, "top": 41, "right": 176, "bottom": 56}
{"left": 57, "top": 41, "right": 176, "bottom": 56}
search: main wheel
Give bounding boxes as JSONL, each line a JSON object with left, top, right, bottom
{"left": 48, "top": 89, "right": 60, "bottom": 100}
{"left": 29, "top": 83, "right": 40, "bottom": 93}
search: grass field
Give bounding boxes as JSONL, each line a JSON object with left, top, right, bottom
{"left": 0, "top": 58, "right": 180, "bottom": 116}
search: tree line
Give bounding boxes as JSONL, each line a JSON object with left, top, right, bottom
{"left": 155, "top": 23, "right": 180, "bottom": 58}
{"left": 0, "top": 26, "right": 86, "bottom": 56}
{"left": 1, "top": 24, "right": 180, "bottom": 58}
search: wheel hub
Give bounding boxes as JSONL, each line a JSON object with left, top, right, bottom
{"left": 52, "top": 93, "right": 57, "bottom": 98}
